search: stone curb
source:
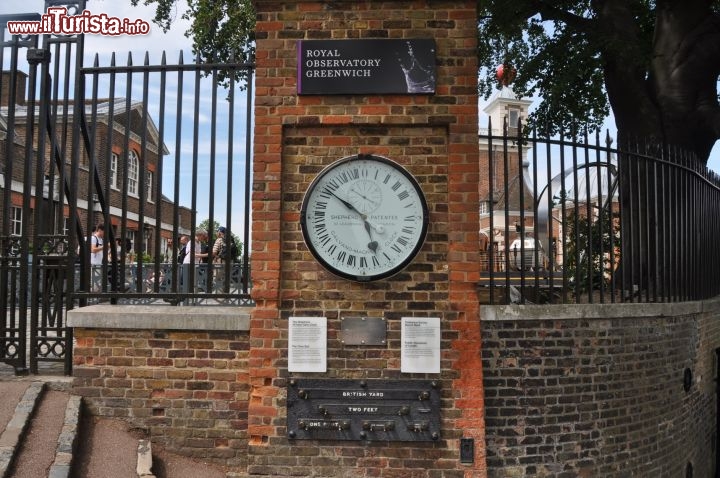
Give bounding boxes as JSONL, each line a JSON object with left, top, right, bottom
{"left": 48, "top": 395, "right": 82, "bottom": 478}
{"left": 0, "top": 382, "right": 44, "bottom": 478}
{"left": 137, "top": 439, "right": 155, "bottom": 478}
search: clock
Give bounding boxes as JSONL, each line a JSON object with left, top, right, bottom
{"left": 300, "top": 154, "right": 429, "bottom": 282}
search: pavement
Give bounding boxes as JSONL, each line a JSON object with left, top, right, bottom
{"left": 0, "top": 362, "right": 235, "bottom": 478}
{"left": 0, "top": 371, "right": 79, "bottom": 478}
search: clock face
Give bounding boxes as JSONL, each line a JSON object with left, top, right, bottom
{"left": 300, "top": 154, "right": 429, "bottom": 282}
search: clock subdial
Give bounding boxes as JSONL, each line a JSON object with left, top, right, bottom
{"left": 347, "top": 179, "right": 383, "bottom": 215}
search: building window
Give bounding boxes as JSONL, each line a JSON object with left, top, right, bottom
{"left": 143, "top": 227, "right": 152, "bottom": 254}
{"left": 110, "top": 153, "right": 119, "bottom": 190}
{"left": 508, "top": 108, "right": 521, "bottom": 135}
{"left": 128, "top": 151, "right": 139, "bottom": 196}
{"left": 10, "top": 206, "right": 22, "bottom": 235}
{"left": 146, "top": 171, "right": 154, "bottom": 203}
{"left": 479, "top": 201, "right": 489, "bottom": 215}
{"left": 508, "top": 108, "right": 520, "bottom": 126}
{"left": 41, "top": 174, "right": 64, "bottom": 202}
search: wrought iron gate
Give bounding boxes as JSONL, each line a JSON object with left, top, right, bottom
{"left": 1, "top": 1, "right": 254, "bottom": 375}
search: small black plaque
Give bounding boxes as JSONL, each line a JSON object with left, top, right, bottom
{"left": 287, "top": 379, "right": 441, "bottom": 442}
{"left": 460, "top": 437, "right": 474, "bottom": 464}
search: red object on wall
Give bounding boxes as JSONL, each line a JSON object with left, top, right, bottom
{"left": 496, "top": 64, "right": 516, "bottom": 86}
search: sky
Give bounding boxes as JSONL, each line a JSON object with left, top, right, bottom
{"left": 2, "top": 0, "right": 719, "bottom": 223}
{"left": 478, "top": 100, "right": 720, "bottom": 176}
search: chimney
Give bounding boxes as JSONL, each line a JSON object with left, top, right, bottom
{"left": 1, "top": 70, "right": 28, "bottom": 106}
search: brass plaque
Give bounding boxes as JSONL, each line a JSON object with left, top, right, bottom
{"left": 340, "top": 317, "right": 386, "bottom": 345}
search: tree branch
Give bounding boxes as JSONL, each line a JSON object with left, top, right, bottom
{"left": 592, "top": 0, "right": 661, "bottom": 137}
{"left": 529, "top": 1, "right": 596, "bottom": 31}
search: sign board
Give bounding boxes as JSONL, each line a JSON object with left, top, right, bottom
{"left": 297, "top": 39, "right": 436, "bottom": 95}
{"left": 401, "top": 317, "right": 441, "bottom": 374}
{"left": 288, "top": 316, "right": 327, "bottom": 372}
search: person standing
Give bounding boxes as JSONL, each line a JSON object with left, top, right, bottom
{"left": 197, "top": 230, "right": 209, "bottom": 263}
{"left": 88, "top": 224, "right": 105, "bottom": 292}
{"left": 89, "top": 224, "right": 105, "bottom": 265}
{"left": 177, "top": 235, "right": 189, "bottom": 263}
{"left": 113, "top": 238, "right": 123, "bottom": 263}
{"left": 183, "top": 234, "right": 196, "bottom": 265}
{"left": 184, "top": 230, "right": 208, "bottom": 264}
{"left": 181, "top": 230, "right": 208, "bottom": 294}
{"left": 212, "top": 226, "right": 227, "bottom": 264}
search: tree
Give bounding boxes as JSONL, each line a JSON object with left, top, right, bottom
{"left": 131, "top": 0, "right": 255, "bottom": 85}
{"left": 140, "top": 0, "right": 720, "bottom": 162}
{"left": 476, "top": 1, "right": 720, "bottom": 297}
{"left": 564, "top": 207, "right": 621, "bottom": 301}
{"left": 477, "top": 0, "right": 720, "bottom": 164}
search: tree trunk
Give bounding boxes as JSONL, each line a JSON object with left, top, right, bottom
{"left": 597, "top": 3, "right": 720, "bottom": 299}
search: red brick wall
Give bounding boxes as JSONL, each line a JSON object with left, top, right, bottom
{"left": 72, "top": 329, "right": 251, "bottom": 466}
{"left": 251, "top": 1, "right": 485, "bottom": 476}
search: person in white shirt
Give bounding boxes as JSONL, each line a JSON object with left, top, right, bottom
{"left": 180, "top": 230, "right": 207, "bottom": 294}
{"left": 87, "top": 224, "right": 105, "bottom": 292}
{"left": 89, "top": 224, "right": 105, "bottom": 265}
{"left": 183, "top": 230, "right": 208, "bottom": 264}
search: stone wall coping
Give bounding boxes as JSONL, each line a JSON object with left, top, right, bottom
{"left": 66, "top": 305, "right": 251, "bottom": 331}
{"left": 481, "top": 296, "right": 720, "bottom": 321}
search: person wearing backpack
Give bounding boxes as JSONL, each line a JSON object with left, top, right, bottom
{"left": 212, "top": 226, "right": 238, "bottom": 262}
{"left": 212, "top": 227, "right": 228, "bottom": 264}
{"left": 210, "top": 226, "right": 230, "bottom": 290}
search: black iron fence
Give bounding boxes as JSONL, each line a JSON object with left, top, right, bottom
{"left": 480, "top": 119, "right": 720, "bottom": 305}
{"left": 74, "top": 52, "right": 254, "bottom": 306}
{"left": 1, "top": 2, "right": 254, "bottom": 374}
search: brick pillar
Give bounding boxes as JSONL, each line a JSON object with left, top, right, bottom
{"left": 250, "top": 1, "right": 485, "bottom": 475}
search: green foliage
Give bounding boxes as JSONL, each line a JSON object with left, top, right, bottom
{"left": 477, "top": 0, "right": 720, "bottom": 151}
{"left": 197, "top": 218, "right": 220, "bottom": 235}
{"left": 563, "top": 207, "right": 620, "bottom": 297}
{"left": 131, "top": 0, "right": 255, "bottom": 87}
{"left": 478, "top": 1, "right": 613, "bottom": 136}
{"left": 134, "top": 0, "right": 720, "bottom": 160}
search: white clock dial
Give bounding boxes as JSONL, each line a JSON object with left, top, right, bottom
{"left": 300, "top": 154, "right": 429, "bottom": 282}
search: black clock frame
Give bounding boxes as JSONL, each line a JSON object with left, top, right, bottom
{"left": 300, "top": 153, "right": 429, "bottom": 282}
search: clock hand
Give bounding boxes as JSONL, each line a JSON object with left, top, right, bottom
{"left": 364, "top": 220, "right": 379, "bottom": 253}
{"left": 327, "top": 189, "right": 379, "bottom": 251}
{"left": 327, "top": 190, "right": 361, "bottom": 214}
